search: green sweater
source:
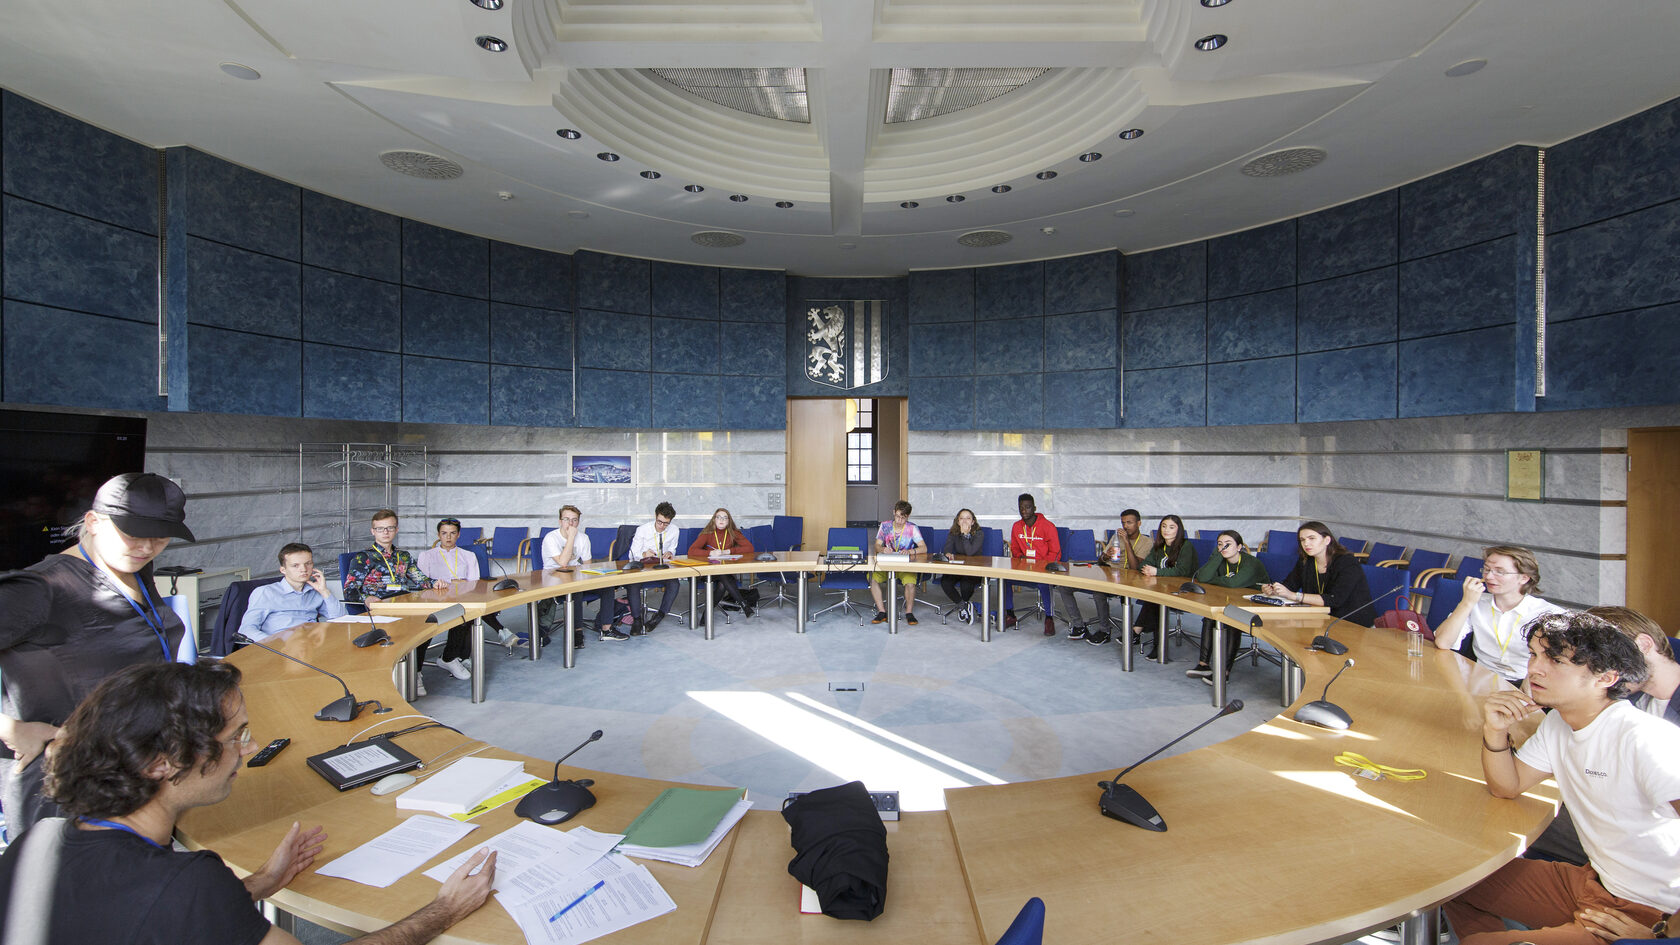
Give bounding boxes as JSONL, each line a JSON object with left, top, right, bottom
{"left": 1142, "top": 541, "right": 1198, "bottom": 577}
{"left": 1193, "top": 552, "right": 1267, "bottom": 589}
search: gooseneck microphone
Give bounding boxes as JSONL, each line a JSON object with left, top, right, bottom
{"left": 1309, "top": 581, "right": 1396, "bottom": 655}
{"left": 1294, "top": 658, "right": 1355, "bottom": 730}
{"left": 240, "top": 637, "right": 390, "bottom": 721}
{"left": 516, "top": 729, "right": 605, "bottom": 825}
{"left": 1098, "top": 700, "right": 1244, "bottom": 831}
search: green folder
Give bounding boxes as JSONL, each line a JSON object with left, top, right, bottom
{"left": 621, "top": 787, "right": 747, "bottom": 848}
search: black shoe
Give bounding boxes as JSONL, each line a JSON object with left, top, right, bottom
{"left": 1086, "top": 630, "right": 1111, "bottom": 646}
{"left": 1003, "top": 612, "right": 1017, "bottom": 630}
{"left": 1068, "top": 625, "right": 1088, "bottom": 641}
{"left": 904, "top": 612, "right": 918, "bottom": 626}
{"left": 598, "top": 628, "right": 629, "bottom": 642}
{"left": 957, "top": 604, "right": 974, "bottom": 624}
{"left": 629, "top": 618, "right": 648, "bottom": 636}
{"left": 1186, "top": 665, "right": 1212, "bottom": 678}
{"left": 539, "top": 632, "right": 553, "bottom": 648}
{"left": 872, "top": 610, "right": 888, "bottom": 624}
{"left": 645, "top": 616, "right": 663, "bottom": 632}
{"left": 744, "top": 607, "right": 756, "bottom": 618}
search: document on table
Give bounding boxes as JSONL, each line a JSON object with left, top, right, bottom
{"left": 316, "top": 815, "right": 479, "bottom": 888}
{"left": 326, "top": 614, "right": 401, "bottom": 623}
{"left": 500, "top": 853, "right": 676, "bottom": 945}
{"left": 423, "top": 822, "right": 623, "bottom": 894}
{"left": 619, "top": 797, "right": 751, "bottom": 867}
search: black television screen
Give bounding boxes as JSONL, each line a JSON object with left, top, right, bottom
{"left": 0, "top": 409, "right": 148, "bottom": 573}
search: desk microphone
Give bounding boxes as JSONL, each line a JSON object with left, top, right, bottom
{"left": 240, "top": 638, "right": 390, "bottom": 722}
{"left": 516, "top": 729, "right": 603, "bottom": 826}
{"left": 1294, "top": 658, "right": 1355, "bottom": 730}
{"left": 1309, "top": 583, "right": 1395, "bottom": 655}
{"left": 1177, "top": 580, "right": 1206, "bottom": 595}
{"left": 1098, "top": 699, "right": 1244, "bottom": 831}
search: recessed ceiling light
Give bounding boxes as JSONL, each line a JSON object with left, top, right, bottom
{"left": 991, "top": 185, "right": 1012, "bottom": 194}
{"left": 597, "top": 152, "right": 619, "bottom": 162}
{"left": 475, "top": 35, "right": 508, "bottom": 52}
{"left": 469, "top": 0, "right": 504, "bottom": 8}
{"left": 1118, "top": 128, "right": 1144, "bottom": 140}
{"left": 1200, "top": 0, "right": 1231, "bottom": 6}
{"left": 946, "top": 195, "right": 965, "bottom": 203}
{"left": 1079, "top": 152, "right": 1102, "bottom": 163}
{"left": 1445, "top": 58, "right": 1488, "bottom": 77}
{"left": 1195, "top": 34, "right": 1227, "bottom": 51}
{"left": 218, "top": 61, "right": 261, "bottom": 80}
{"left": 1113, "top": 208, "right": 1135, "bottom": 218}
{"left": 567, "top": 210, "right": 589, "bottom": 219}
{"left": 776, "top": 201, "right": 793, "bottom": 208}
{"left": 496, "top": 191, "right": 514, "bottom": 201}
{"left": 640, "top": 170, "right": 661, "bottom": 180}
{"left": 1036, "top": 170, "right": 1057, "bottom": 181}
{"left": 1241, "top": 147, "right": 1328, "bottom": 178}
{"left": 839, "top": 242, "right": 858, "bottom": 250}
{"left": 900, "top": 201, "right": 918, "bottom": 209}
{"left": 957, "top": 230, "right": 1012, "bottom": 247}
{"left": 692, "top": 231, "right": 746, "bottom": 248}
{"left": 556, "top": 129, "right": 582, "bottom": 140}
{"left": 684, "top": 184, "right": 704, "bottom": 193}
{"left": 729, "top": 194, "right": 749, "bottom": 202}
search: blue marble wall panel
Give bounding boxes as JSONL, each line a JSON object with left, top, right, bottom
{"left": 975, "top": 262, "right": 1044, "bottom": 320}
{"left": 402, "top": 222, "right": 487, "bottom": 299}
{"left": 300, "top": 191, "right": 399, "bottom": 282}
{"left": 185, "top": 236, "right": 300, "bottom": 336}
{"left": 303, "top": 343, "right": 401, "bottom": 421}
{"left": 1043, "top": 369, "right": 1116, "bottom": 428}
{"left": 577, "top": 311, "right": 650, "bottom": 371}
{"left": 719, "top": 375, "right": 786, "bottom": 429}
{"left": 1207, "top": 287, "right": 1294, "bottom": 362}
{"left": 909, "top": 376, "right": 974, "bottom": 429}
{"left": 1541, "top": 304, "right": 1680, "bottom": 412}
{"left": 303, "top": 267, "right": 400, "bottom": 352}
{"left": 975, "top": 373, "right": 1043, "bottom": 429}
{"left": 1296, "top": 269, "right": 1396, "bottom": 353}
{"left": 490, "top": 364, "right": 572, "bottom": 427}
{"left": 1548, "top": 96, "right": 1680, "bottom": 233}
{"left": 1397, "top": 237, "right": 1516, "bottom": 338}
{"left": 576, "top": 368, "right": 650, "bottom": 427}
{"left": 720, "top": 328, "right": 781, "bottom": 377}
{"left": 576, "top": 251, "right": 650, "bottom": 315}
{"left": 3, "top": 197, "right": 157, "bottom": 322}
{"left": 2, "top": 92, "right": 157, "bottom": 234}
{"left": 651, "top": 316, "right": 718, "bottom": 371}
{"left": 1123, "top": 243, "right": 1205, "bottom": 312}
{"left": 908, "top": 268, "right": 974, "bottom": 323}
{"left": 188, "top": 326, "right": 301, "bottom": 416}
{"left": 1297, "top": 344, "right": 1396, "bottom": 422}
{"left": 1122, "top": 365, "right": 1206, "bottom": 428}
{"left": 909, "top": 323, "right": 974, "bottom": 377}
{"left": 183, "top": 150, "right": 298, "bottom": 260}
{"left": 1206, "top": 357, "right": 1294, "bottom": 426}
{"left": 1398, "top": 148, "right": 1523, "bottom": 261}
{"left": 490, "top": 241, "right": 571, "bottom": 311}
{"left": 1298, "top": 191, "right": 1396, "bottom": 282}
{"left": 651, "top": 262, "right": 719, "bottom": 320}
{"left": 1123, "top": 302, "right": 1205, "bottom": 369}
{"left": 490, "top": 303, "right": 570, "bottom": 369}
{"left": 652, "top": 372, "right": 719, "bottom": 429}
{"left": 974, "top": 317, "right": 1043, "bottom": 375}
{"left": 1044, "top": 251, "right": 1117, "bottom": 315}
{"left": 402, "top": 355, "right": 488, "bottom": 425}
{"left": 719, "top": 268, "right": 784, "bottom": 323}
{"left": 1208, "top": 220, "right": 1296, "bottom": 299}
{"left": 402, "top": 287, "right": 489, "bottom": 359}
{"left": 1547, "top": 200, "right": 1680, "bottom": 322}
{"left": 1397, "top": 325, "right": 1515, "bottom": 417}
{"left": 1045, "top": 310, "right": 1117, "bottom": 371}
{"left": 4, "top": 302, "right": 166, "bottom": 411}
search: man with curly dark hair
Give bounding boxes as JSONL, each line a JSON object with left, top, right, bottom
{"left": 0, "top": 660, "right": 497, "bottom": 945}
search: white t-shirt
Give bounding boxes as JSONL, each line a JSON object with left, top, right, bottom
{"left": 1459, "top": 593, "right": 1565, "bottom": 680}
{"left": 1516, "top": 699, "right": 1680, "bottom": 910}
{"left": 540, "top": 529, "right": 592, "bottom": 569}
{"left": 417, "top": 545, "right": 479, "bottom": 583}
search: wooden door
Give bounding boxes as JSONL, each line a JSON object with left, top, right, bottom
{"left": 1627, "top": 427, "right": 1680, "bottom": 629}
{"left": 786, "top": 399, "right": 846, "bottom": 550}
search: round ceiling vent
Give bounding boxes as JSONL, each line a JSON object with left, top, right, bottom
{"left": 691, "top": 231, "right": 746, "bottom": 248}
{"left": 957, "top": 230, "right": 1013, "bottom": 248}
{"left": 378, "top": 150, "right": 464, "bottom": 180}
{"left": 1240, "top": 147, "right": 1327, "bottom": 178}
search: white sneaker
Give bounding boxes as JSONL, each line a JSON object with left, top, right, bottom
{"left": 439, "top": 658, "right": 471, "bottom": 680}
{"left": 497, "top": 627, "right": 514, "bottom": 646}
{"left": 414, "top": 674, "right": 428, "bottom": 697}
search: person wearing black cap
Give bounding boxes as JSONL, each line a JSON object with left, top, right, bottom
{"left": 0, "top": 472, "right": 194, "bottom": 834}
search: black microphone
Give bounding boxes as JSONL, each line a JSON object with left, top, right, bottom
{"left": 1309, "top": 578, "right": 1401, "bottom": 655}
{"left": 1098, "top": 700, "right": 1244, "bottom": 831}
{"left": 477, "top": 549, "right": 521, "bottom": 590}
{"left": 239, "top": 637, "right": 390, "bottom": 722}
{"left": 354, "top": 605, "right": 391, "bottom": 647}
{"left": 515, "top": 730, "right": 604, "bottom": 825}
{"left": 1294, "top": 658, "right": 1355, "bottom": 730}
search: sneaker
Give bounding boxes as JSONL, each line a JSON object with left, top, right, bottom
{"left": 645, "top": 616, "right": 664, "bottom": 632}
{"left": 1067, "top": 625, "right": 1089, "bottom": 641}
{"left": 497, "top": 627, "right": 515, "bottom": 646}
{"left": 1201, "top": 675, "right": 1217, "bottom": 687}
{"left": 573, "top": 631, "right": 586, "bottom": 649}
{"left": 414, "top": 674, "right": 427, "bottom": 697}
{"left": 1186, "top": 665, "right": 1213, "bottom": 678}
{"left": 438, "top": 658, "right": 471, "bottom": 680}
{"left": 1043, "top": 616, "right": 1056, "bottom": 636}
{"left": 905, "top": 612, "right": 918, "bottom": 626}
{"left": 872, "top": 610, "right": 889, "bottom": 624}
{"left": 598, "top": 628, "right": 630, "bottom": 642}
{"left": 957, "top": 604, "right": 973, "bottom": 624}
{"left": 1086, "top": 630, "right": 1111, "bottom": 646}
{"left": 1003, "top": 612, "right": 1018, "bottom": 630}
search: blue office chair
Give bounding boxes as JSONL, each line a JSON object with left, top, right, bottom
{"left": 994, "top": 896, "right": 1045, "bottom": 945}
{"left": 611, "top": 524, "right": 639, "bottom": 562}
{"left": 1454, "top": 555, "right": 1485, "bottom": 581}
{"left": 1418, "top": 573, "right": 1465, "bottom": 643}
{"left": 812, "top": 527, "right": 871, "bottom": 623}
{"left": 758, "top": 523, "right": 801, "bottom": 609}
{"left": 1367, "top": 542, "right": 1406, "bottom": 567}
{"left": 1403, "top": 548, "right": 1449, "bottom": 589}
{"left": 1197, "top": 529, "right": 1222, "bottom": 540}
{"left": 1257, "top": 551, "right": 1297, "bottom": 591}
{"left": 468, "top": 542, "right": 492, "bottom": 579}
{"left": 1266, "top": 529, "right": 1299, "bottom": 554}
{"left": 337, "top": 551, "right": 367, "bottom": 615}
{"left": 772, "top": 515, "right": 804, "bottom": 553}
{"left": 1363, "top": 564, "right": 1410, "bottom": 619}
{"left": 1186, "top": 537, "right": 1216, "bottom": 566}
{"left": 1337, "top": 535, "right": 1367, "bottom": 555}
{"left": 488, "top": 526, "right": 527, "bottom": 562}
{"left": 584, "top": 526, "right": 618, "bottom": 563}
{"left": 1065, "top": 528, "right": 1097, "bottom": 563}
{"left": 518, "top": 526, "right": 557, "bottom": 571}
{"left": 456, "top": 525, "right": 484, "bottom": 546}
{"left": 902, "top": 522, "right": 943, "bottom": 620}
{"left": 208, "top": 576, "right": 282, "bottom": 656}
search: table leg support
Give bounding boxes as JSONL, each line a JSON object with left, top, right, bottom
{"left": 981, "top": 578, "right": 991, "bottom": 643}
{"left": 690, "top": 577, "right": 699, "bottom": 630}
{"left": 888, "top": 578, "right": 898, "bottom": 634}
{"left": 470, "top": 618, "right": 486, "bottom": 704}
{"left": 1282, "top": 657, "right": 1304, "bottom": 707}
{"left": 797, "top": 573, "right": 807, "bottom": 633}
{"left": 1119, "top": 607, "right": 1134, "bottom": 672}
{"left": 1155, "top": 605, "right": 1169, "bottom": 664}
{"left": 1210, "top": 623, "right": 1225, "bottom": 708}
{"left": 1397, "top": 907, "right": 1439, "bottom": 945}
{"left": 528, "top": 602, "right": 541, "bottom": 662}
{"left": 563, "top": 596, "right": 575, "bottom": 670}
{"left": 705, "top": 577, "right": 715, "bottom": 641}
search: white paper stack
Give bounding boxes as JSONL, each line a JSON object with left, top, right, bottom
{"left": 617, "top": 798, "right": 752, "bottom": 867}
{"left": 498, "top": 853, "right": 676, "bottom": 945}
{"left": 396, "top": 757, "right": 527, "bottom": 815}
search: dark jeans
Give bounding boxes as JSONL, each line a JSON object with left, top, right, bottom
{"left": 629, "top": 580, "right": 679, "bottom": 622}
{"left": 939, "top": 575, "right": 979, "bottom": 604}
{"left": 1197, "top": 617, "right": 1241, "bottom": 671}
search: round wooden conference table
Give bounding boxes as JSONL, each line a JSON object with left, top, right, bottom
{"left": 179, "top": 554, "right": 1560, "bottom": 945}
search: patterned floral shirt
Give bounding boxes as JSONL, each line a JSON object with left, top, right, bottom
{"left": 342, "top": 545, "right": 434, "bottom": 603}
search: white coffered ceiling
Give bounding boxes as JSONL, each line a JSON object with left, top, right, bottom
{"left": 2, "top": 0, "right": 1677, "bottom": 276}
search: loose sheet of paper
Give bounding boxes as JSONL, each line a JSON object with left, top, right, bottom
{"left": 500, "top": 854, "right": 676, "bottom": 945}
{"left": 423, "top": 822, "right": 623, "bottom": 895}
{"left": 316, "top": 815, "right": 478, "bottom": 888}
{"left": 493, "top": 827, "right": 626, "bottom": 906}
{"left": 326, "top": 614, "right": 401, "bottom": 623}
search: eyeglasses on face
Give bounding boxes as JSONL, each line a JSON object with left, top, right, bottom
{"left": 372, "top": 525, "right": 398, "bottom": 534}
{"left": 1481, "top": 567, "right": 1519, "bottom": 576}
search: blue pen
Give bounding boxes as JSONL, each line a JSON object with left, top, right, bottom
{"left": 548, "top": 880, "right": 606, "bottom": 923}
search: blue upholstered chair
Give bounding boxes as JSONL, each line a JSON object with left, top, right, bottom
{"left": 993, "top": 896, "right": 1045, "bottom": 945}
{"left": 812, "top": 527, "right": 871, "bottom": 623}
{"left": 488, "top": 526, "right": 527, "bottom": 562}
{"left": 456, "top": 525, "right": 483, "bottom": 546}
{"left": 1363, "top": 564, "right": 1411, "bottom": 619}
{"left": 1367, "top": 542, "right": 1406, "bottom": 568}
{"left": 1265, "top": 529, "right": 1299, "bottom": 554}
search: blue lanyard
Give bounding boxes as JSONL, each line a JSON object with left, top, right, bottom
{"left": 79, "top": 545, "right": 171, "bottom": 661}
{"left": 80, "top": 818, "right": 165, "bottom": 850}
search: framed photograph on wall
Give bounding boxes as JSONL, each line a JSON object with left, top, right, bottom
{"left": 570, "top": 454, "right": 634, "bottom": 486}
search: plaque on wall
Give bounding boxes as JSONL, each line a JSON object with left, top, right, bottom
{"left": 1505, "top": 449, "right": 1543, "bottom": 502}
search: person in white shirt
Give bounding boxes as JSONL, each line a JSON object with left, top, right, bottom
{"left": 1434, "top": 545, "right": 1565, "bottom": 682}
{"left": 237, "top": 543, "right": 347, "bottom": 643}
{"left": 625, "top": 501, "right": 680, "bottom": 635}
{"left": 536, "top": 505, "right": 606, "bottom": 645}
{"left": 1445, "top": 611, "right": 1680, "bottom": 945}
{"left": 414, "top": 518, "right": 507, "bottom": 679}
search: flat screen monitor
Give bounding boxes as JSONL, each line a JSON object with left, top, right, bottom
{"left": 0, "top": 409, "right": 148, "bottom": 573}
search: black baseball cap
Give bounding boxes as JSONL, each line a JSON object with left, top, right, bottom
{"left": 90, "top": 473, "right": 194, "bottom": 542}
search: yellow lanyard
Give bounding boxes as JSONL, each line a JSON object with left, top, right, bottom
{"left": 437, "top": 547, "right": 461, "bottom": 579}
{"left": 1491, "top": 599, "right": 1519, "bottom": 655}
{"left": 372, "top": 546, "right": 399, "bottom": 579}
{"left": 1334, "top": 752, "right": 1426, "bottom": 781}
{"left": 714, "top": 528, "right": 729, "bottom": 550}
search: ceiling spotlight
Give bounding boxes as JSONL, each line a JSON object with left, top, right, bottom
{"left": 597, "top": 152, "right": 619, "bottom": 162}
{"left": 1079, "top": 152, "right": 1102, "bottom": 162}
{"left": 218, "top": 61, "right": 261, "bottom": 80}
{"left": 776, "top": 201, "right": 794, "bottom": 208}
{"left": 1036, "top": 170, "right": 1057, "bottom": 181}
{"left": 1113, "top": 208, "right": 1135, "bottom": 218}
{"left": 1195, "top": 34, "right": 1227, "bottom": 51}
{"left": 900, "top": 201, "right": 919, "bottom": 209}
{"left": 1118, "top": 128, "right": 1144, "bottom": 140}
{"left": 946, "top": 195, "right": 965, "bottom": 203}
{"left": 496, "top": 191, "right": 514, "bottom": 201}
{"left": 556, "top": 129, "right": 582, "bottom": 140}
{"left": 839, "top": 242, "right": 858, "bottom": 250}
{"left": 567, "top": 210, "right": 589, "bottom": 219}
{"left": 469, "top": 0, "right": 504, "bottom": 7}
{"left": 475, "top": 35, "right": 508, "bottom": 52}
{"left": 1200, "top": 0, "right": 1231, "bottom": 6}
{"left": 1445, "top": 59, "right": 1488, "bottom": 77}
{"left": 729, "top": 194, "right": 749, "bottom": 202}
{"left": 684, "top": 184, "right": 705, "bottom": 193}
{"left": 991, "top": 185, "right": 1012, "bottom": 194}
{"left": 640, "top": 170, "right": 661, "bottom": 180}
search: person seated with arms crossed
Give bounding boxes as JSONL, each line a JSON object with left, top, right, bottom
{"left": 939, "top": 509, "right": 984, "bottom": 624}
{"left": 538, "top": 505, "right": 606, "bottom": 645}
{"left": 0, "top": 659, "right": 497, "bottom": 945}
{"left": 1184, "top": 530, "right": 1268, "bottom": 682}
{"left": 415, "top": 518, "right": 510, "bottom": 678}
{"left": 1003, "top": 494, "right": 1061, "bottom": 636}
{"left": 1433, "top": 545, "right": 1565, "bottom": 685}
{"left": 1445, "top": 611, "right": 1680, "bottom": 945}
{"left": 237, "top": 542, "right": 347, "bottom": 644}
{"left": 626, "top": 501, "right": 681, "bottom": 635}
{"left": 1132, "top": 514, "right": 1199, "bottom": 659}
{"left": 1260, "top": 520, "right": 1372, "bottom": 620}
{"left": 868, "top": 500, "right": 927, "bottom": 625}
{"left": 342, "top": 510, "right": 445, "bottom": 694}
{"left": 1059, "top": 508, "right": 1152, "bottom": 646}
{"left": 689, "top": 507, "right": 757, "bottom": 618}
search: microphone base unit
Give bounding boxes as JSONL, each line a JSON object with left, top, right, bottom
{"left": 1293, "top": 699, "right": 1353, "bottom": 730}
{"left": 1098, "top": 783, "right": 1166, "bottom": 831}
{"left": 315, "top": 694, "right": 363, "bottom": 722}
{"left": 1309, "top": 635, "right": 1349, "bottom": 655}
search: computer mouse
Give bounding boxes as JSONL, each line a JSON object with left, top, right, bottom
{"left": 370, "top": 772, "right": 416, "bottom": 796}
{"left": 1179, "top": 581, "right": 1207, "bottom": 594}
{"left": 515, "top": 778, "right": 597, "bottom": 825}
{"left": 1044, "top": 561, "right": 1068, "bottom": 573}
{"left": 755, "top": 552, "right": 777, "bottom": 562}
{"left": 493, "top": 578, "right": 519, "bottom": 590}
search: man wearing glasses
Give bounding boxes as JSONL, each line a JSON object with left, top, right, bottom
{"left": 1433, "top": 544, "right": 1564, "bottom": 684}
{"left": 626, "top": 501, "right": 680, "bottom": 635}
{"left": 343, "top": 510, "right": 445, "bottom": 693}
